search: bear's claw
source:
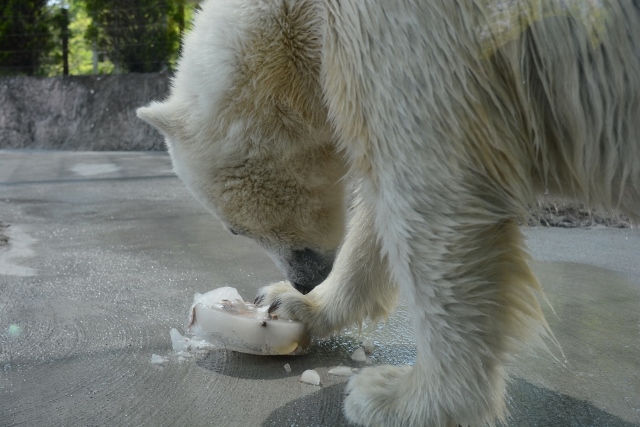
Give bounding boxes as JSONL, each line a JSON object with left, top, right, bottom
{"left": 267, "top": 298, "right": 281, "bottom": 314}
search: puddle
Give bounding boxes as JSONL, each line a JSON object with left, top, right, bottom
{"left": 70, "top": 163, "right": 121, "bottom": 176}
{"left": 0, "top": 225, "right": 37, "bottom": 276}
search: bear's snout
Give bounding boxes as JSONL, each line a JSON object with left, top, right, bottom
{"left": 287, "top": 248, "right": 334, "bottom": 295}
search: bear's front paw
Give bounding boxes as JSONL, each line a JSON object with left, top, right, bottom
{"left": 345, "top": 365, "right": 459, "bottom": 427}
{"left": 254, "top": 281, "right": 330, "bottom": 336}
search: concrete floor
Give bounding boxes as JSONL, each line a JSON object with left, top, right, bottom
{"left": 0, "top": 150, "right": 638, "bottom": 427}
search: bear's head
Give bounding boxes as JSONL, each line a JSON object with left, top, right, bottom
{"left": 137, "top": 92, "right": 346, "bottom": 295}
{"left": 137, "top": 0, "right": 346, "bottom": 294}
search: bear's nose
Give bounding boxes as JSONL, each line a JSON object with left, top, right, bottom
{"left": 288, "top": 248, "right": 334, "bottom": 294}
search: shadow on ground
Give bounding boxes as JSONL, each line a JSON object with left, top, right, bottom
{"left": 262, "top": 383, "right": 354, "bottom": 427}
{"left": 505, "top": 377, "right": 639, "bottom": 427}
{"left": 194, "top": 324, "right": 638, "bottom": 426}
{"left": 258, "top": 376, "right": 638, "bottom": 427}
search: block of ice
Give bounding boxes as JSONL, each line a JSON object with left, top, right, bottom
{"left": 300, "top": 369, "right": 321, "bottom": 385}
{"left": 187, "top": 286, "right": 310, "bottom": 356}
{"left": 284, "top": 363, "right": 292, "bottom": 373}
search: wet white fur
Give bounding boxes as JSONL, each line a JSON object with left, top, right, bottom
{"left": 138, "top": 1, "right": 640, "bottom": 426}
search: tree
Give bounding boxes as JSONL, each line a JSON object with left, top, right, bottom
{"left": 42, "top": 0, "right": 115, "bottom": 76}
{"left": 84, "top": 0, "right": 181, "bottom": 73}
{"left": 0, "top": 0, "right": 55, "bottom": 75}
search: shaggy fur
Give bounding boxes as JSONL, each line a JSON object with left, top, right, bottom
{"left": 138, "top": 0, "right": 640, "bottom": 426}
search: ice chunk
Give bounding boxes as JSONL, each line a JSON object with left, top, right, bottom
{"left": 150, "top": 354, "right": 165, "bottom": 364}
{"left": 170, "top": 328, "right": 216, "bottom": 354}
{"left": 362, "top": 339, "right": 375, "bottom": 354}
{"left": 170, "top": 328, "right": 190, "bottom": 352}
{"left": 284, "top": 363, "right": 292, "bottom": 373}
{"left": 351, "top": 347, "right": 367, "bottom": 362}
{"left": 300, "top": 369, "right": 321, "bottom": 385}
{"left": 328, "top": 366, "right": 356, "bottom": 376}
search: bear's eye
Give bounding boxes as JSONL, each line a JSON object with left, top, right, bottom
{"left": 228, "top": 228, "right": 239, "bottom": 236}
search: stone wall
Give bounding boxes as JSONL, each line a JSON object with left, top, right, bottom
{"left": 0, "top": 73, "right": 170, "bottom": 150}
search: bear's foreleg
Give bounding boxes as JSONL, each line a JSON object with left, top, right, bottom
{"left": 255, "top": 195, "right": 398, "bottom": 337}
{"left": 342, "top": 185, "right": 548, "bottom": 426}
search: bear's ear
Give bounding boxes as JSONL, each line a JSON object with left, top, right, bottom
{"left": 137, "top": 101, "right": 180, "bottom": 138}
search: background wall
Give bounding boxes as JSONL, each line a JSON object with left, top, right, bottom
{"left": 0, "top": 73, "right": 169, "bottom": 150}
{"left": 0, "top": 74, "right": 630, "bottom": 227}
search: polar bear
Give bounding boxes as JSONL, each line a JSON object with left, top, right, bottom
{"left": 138, "top": 0, "right": 640, "bottom": 425}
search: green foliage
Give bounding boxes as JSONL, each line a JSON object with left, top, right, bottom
{"left": 68, "top": 3, "right": 114, "bottom": 74}
{"left": 0, "top": 0, "right": 55, "bottom": 75}
{"left": 85, "top": 0, "right": 182, "bottom": 73}
{"left": 1, "top": 0, "right": 197, "bottom": 75}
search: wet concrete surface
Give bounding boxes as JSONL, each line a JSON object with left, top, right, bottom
{"left": 0, "top": 150, "right": 638, "bottom": 427}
